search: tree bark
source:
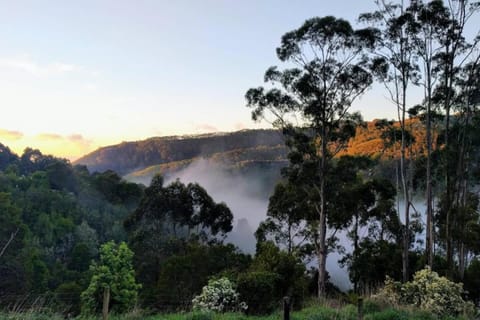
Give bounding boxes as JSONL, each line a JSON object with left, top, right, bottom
{"left": 400, "top": 82, "right": 410, "bottom": 283}
{"left": 317, "top": 129, "right": 328, "bottom": 298}
{"left": 425, "top": 50, "right": 434, "bottom": 268}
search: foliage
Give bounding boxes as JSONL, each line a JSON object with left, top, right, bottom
{"left": 464, "top": 258, "right": 480, "bottom": 305}
{"left": 236, "top": 271, "right": 279, "bottom": 315}
{"left": 192, "top": 277, "right": 247, "bottom": 313}
{"left": 154, "top": 242, "right": 250, "bottom": 310}
{"left": 250, "top": 242, "right": 307, "bottom": 309}
{"left": 54, "top": 281, "right": 83, "bottom": 315}
{"left": 245, "top": 13, "right": 375, "bottom": 296}
{"left": 81, "top": 241, "right": 141, "bottom": 314}
{"left": 124, "top": 175, "right": 235, "bottom": 306}
{"left": 373, "top": 268, "right": 474, "bottom": 317}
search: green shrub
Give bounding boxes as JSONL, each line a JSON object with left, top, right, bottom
{"left": 236, "top": 271, "right": 279, "bottom": 315}
{"left": 362, "top": 299, "right": 384, "bottom": 314}
{"left": 251, "top": 242, "right": 307, "bottom": 310}
{"left": 55, "top": 281, "right": 83, "bottom": 315}
{"left": 364, "top": 308, "right": 409, "bottom": 320}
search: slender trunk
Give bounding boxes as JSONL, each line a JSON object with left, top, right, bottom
{"left": 459, "top": 242, "right": 466, "bottom": 280}
{"left": 317, "top": 128, "right": 328, "bottom": 298}
{"left": 288, "top": 222, "right": 292, "bottom": 255}
{"left": 418, "top": 25, "right": 435, "bottom": 267}
{"left": 401, "top": 84, "right": 410, "bottom": 283}
{"left": 354, "top": 215, "right": 359, "bottom": 294}
{"left": 443, "top": 1, "right": 466, "bottom": 271}
{"left": 444, "top": 90, "right": 453, "bottom": 275}
{"left": 0, "top": 228, "right": 19, "bottom": 258}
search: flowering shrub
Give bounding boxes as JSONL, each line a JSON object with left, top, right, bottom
{"left": 373, "top": 267, "right": 474, "bottom": 317}
{"left": 401, "top": 267, "right": 474, "bottom": 317}
{"left": 372, "top": 276, "right": 402, "bottom": 307}
{"left": 192, "top": 277, "right": 247, "bottom": 313}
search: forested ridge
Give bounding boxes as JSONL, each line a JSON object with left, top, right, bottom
{"left": 74, "top": 129, "right": 286, "bottom": 176}
{"left": 76, "top": 118, "right": 429, "bottom": 184}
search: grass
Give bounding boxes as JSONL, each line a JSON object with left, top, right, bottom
{"left": 0, "top": 301, "right": 476, "bottom": 320}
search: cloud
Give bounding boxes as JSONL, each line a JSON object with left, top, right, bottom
{"left": 68, "top": 134, "right": 92, "bottom": 147}
{"left": 83, "top": 83, "right": 98, "bottom": 91}
{"left": 36, "top": 132, "right": 92, "bottom": 147}
{"left": 0, "top": 55, "right": 95, "bottom": 78}
{"left": 0, "top": 128, "right": 24, "bottom": 141}
{"left": 30, "top": 132, "right": 94, "bottom": 160}
{"left": 37, "top": 133, "right": 63, "bottom": 141}
{"left": 234, "top": 122, "right": 246, "bottom": 131}
{"left": 195, "top": 123, "right": 218, "bottom": 133}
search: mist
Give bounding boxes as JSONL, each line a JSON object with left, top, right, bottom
{"left": 132, "top": 158, "right": 431, "bottom": 292}
{"left": 164, "top": 159, "right": 270, "bottom": 253}
{"left": 161, "top": 158, "right": 357, "bottom": 290}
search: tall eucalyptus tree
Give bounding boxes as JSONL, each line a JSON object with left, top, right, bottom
{"left": 359, "top": 1, "right": 419, "bottom": 282}
{"left": 246, "top": 16, "right": 374, "bottom": 297}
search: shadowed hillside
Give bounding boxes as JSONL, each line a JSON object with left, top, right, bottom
{"left": 74, "top": 129, "right": 286, "bottom": 175}
{"left": 75, "top": 119, "right": 428, "bottom": 180}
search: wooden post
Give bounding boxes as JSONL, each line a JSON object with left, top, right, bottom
{"left": 283, "top": 296, "right": 290, "bottom": 320}
{"left": 102, "top": 286, "right": 110, "bottom": 320}
{"left": 357, "top": 297, "right": 363, "bottom": 320}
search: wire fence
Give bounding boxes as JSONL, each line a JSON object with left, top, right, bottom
{"left": 0, "top": 292, "right": 195, "bottom": 314}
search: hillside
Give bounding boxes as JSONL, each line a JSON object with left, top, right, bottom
{"left": 75, "top": 119, "right": 428, "bottom": 181}
{"left": 75, "top": 129, "right": 286, "bottom": 176}
{"left": 340, "top": 118, "right": 428, "bottom": 159}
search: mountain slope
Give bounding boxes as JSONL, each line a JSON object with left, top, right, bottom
{"left": 74, "top": 129, "right": 285, "bottom": 175}
{"left": 75, "top": 119, "right": 428, "bottom": 180}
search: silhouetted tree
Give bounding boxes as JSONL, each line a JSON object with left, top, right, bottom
{"left": 246, "top": 16, "right": 374, "bottom": 296}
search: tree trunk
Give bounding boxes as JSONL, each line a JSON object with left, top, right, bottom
{"left": 400, "top": 84, "right": 410, "bottom": 283}
{"left": 425, "top": 56, "right": 434, "bottom": 268}
{"left": 354, "top": 215, "right": 359, "bottom": 294}
{"left": 317, "top": 125, "right": 328, "bottom": 298}
{"left": 317, "top": 168, "right": 327, "bottom": 297}
{"left": 458, "top": 242, "right": 466, "bottom": 280}
{"left": 102, "top": 287, "right": 110, "bottom": 320}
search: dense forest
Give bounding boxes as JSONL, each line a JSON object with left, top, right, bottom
{"left": 2, "top": 0, "right": 480, "bottom": 319}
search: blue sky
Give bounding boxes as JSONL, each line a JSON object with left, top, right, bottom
{"left": 0, "top": 1, "right": 411, "bottom": 159}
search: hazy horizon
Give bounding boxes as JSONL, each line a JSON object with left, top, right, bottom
{"left": 1, "top": 1, "right": 398, "bottom": 160}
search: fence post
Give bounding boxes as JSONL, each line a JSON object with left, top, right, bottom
{"left": 102, "top": 286, "right": 110, "bottom": 320}
{"left": 283, "top": 296, "right": 290, "bottom": 320}
{"left": 357, "top": 297, "right": 363, "bottom": 320}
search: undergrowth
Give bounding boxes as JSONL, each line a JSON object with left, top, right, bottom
{"left": 0, "top": 299, "right": 476, "bottom": 320}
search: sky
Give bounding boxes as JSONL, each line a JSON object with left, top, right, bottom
{"left": 0, "top": 0, "right": 419, "bottom": 160}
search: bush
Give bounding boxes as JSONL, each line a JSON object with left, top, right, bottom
{"left": 364, "top": 309, "right": 409, "bottom": 320}
{"left": 54, "top": 281, "right": 83, "bottom": 315}
{"left": 236, "top": 271, "right": 279, "bottom": 315}
{"left": 464, "top": 258, "right": 480, "bottom": 305}
{"left": 250, "top": 242, "right": 307, "bottom": 309}
{"left": 373, "top": 267, "right": 474, "bottom": 317}
{"left": 362, "top": 299, "right": 384, "bottom": 314}
{"left": 192, "top": 277, "right": 247, "bottom": 313}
